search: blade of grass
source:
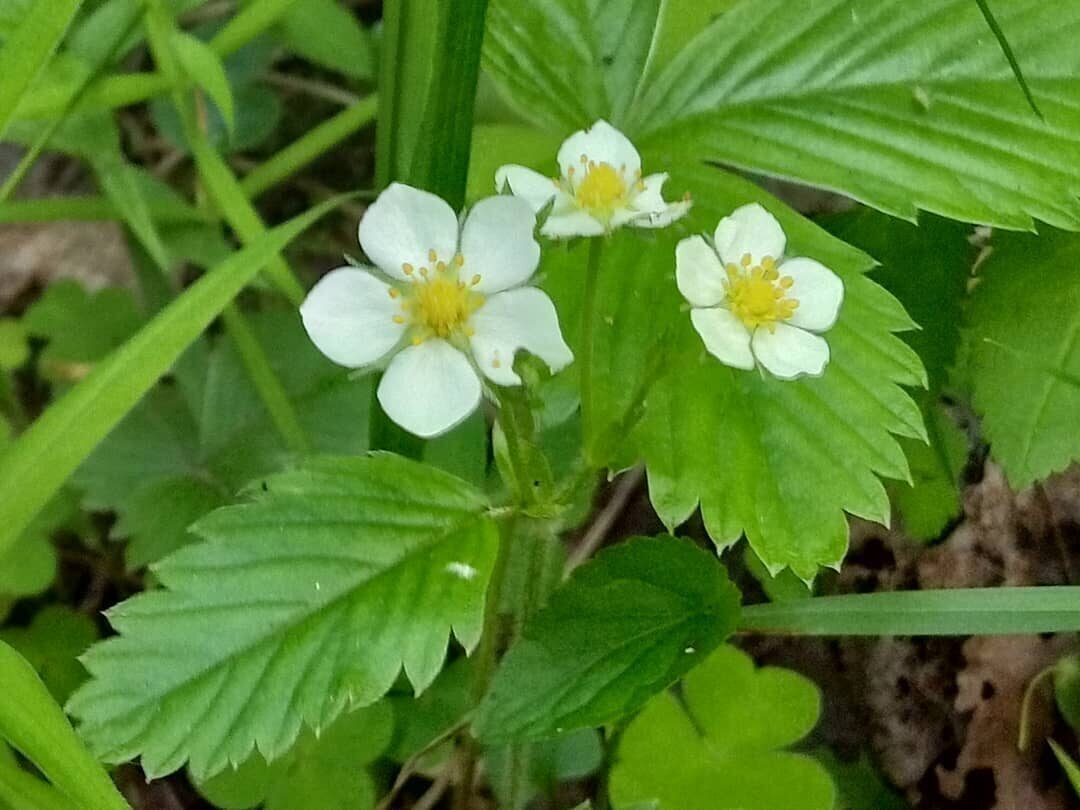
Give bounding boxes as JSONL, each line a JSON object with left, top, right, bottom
{"left": 0, "top": 0, "right": 82, "bottom": 138}
{"left": 0, "top": 196, "right": 347, "bottom": 557}
{"left": 740, "top": 587, "right": 1080, "bottom": 636}
{"left": 0, "top": 195, "right": 206, "bottom": 223}
{"left": 0, "top": 642, "right": 130, "bottom": 810}
{"left": 12, "top": 0, "right": 299, "bottom": 122}
{"left": 1049, "top": 740, "right": 1080, "bottom": 797}
{"left": 0, "top": 749, "right": 80, "bottom": 810}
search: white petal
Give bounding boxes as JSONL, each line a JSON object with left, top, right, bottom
{"left": 556, "top": 119, "right": 640, "bottom": 182}
{"left": 713, "top": 203, "right": 786, "bottom": 267}
{"left": 540, "top": 209, "right": 606, "bottom": 239}
{"left": 780, "top": 257, "right": 844, "bottom": 332}
{"left": 470, "top": 288, "right": 573, "bottom": 386}
{"left": 299, "top": 267, "right": 404, "bottom": 368}
{"left": 624, "top": 199, "right": 692, "bottom": 230}
{"left": 495, "top": 164, "right": 569, "bottom": 213}
{"left": 676, "top": 236, "right": 726, "bottom": 308}
{"left": 376, "top": 340, "right": 482, "bottom": 438}
{"left": 460, "top": 196, "right": 541, "bottom": 294}
{"left": 751, "top": 323, "right": 830, "bottom": 380}
{"left": 690, "top": 307, "right": 754, "bottom": 370}
{"left": 357, "top": 183, "right": 459, "bottom": 281}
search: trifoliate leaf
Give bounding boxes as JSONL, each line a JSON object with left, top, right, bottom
{"left": 22, "top": 281, "right": 142, "bottom": 381}
{"left": 474, "top": 537, "right": 740, "bottom": 744}
{"left": 545, "top": 164, "right": 924, "bottom": 579}
{"left": 0, "top": 606, "right": 96, "bottom": 703}
{"left": 0, "top": 318, "right": 27, "bottom": 370}
{"left": 610, "top": 645, "right": 833, "bottom": 810}
{"left": 964, "top": 228, "right": 1080, "bottom": 487}
{"left": 68, "top": 454, "right": 499, "bottom": 781}
{"left": 196, "top": 701, "right": 393, "bottom": 810}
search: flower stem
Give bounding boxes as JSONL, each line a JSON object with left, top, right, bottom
{"left": 580, "top": 237, "right": 605, "bottom": 460}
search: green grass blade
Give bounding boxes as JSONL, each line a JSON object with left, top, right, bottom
{"left": 0, "top": 195, "right": 206, "bottom": 223}
{"left": 0, "top": 0, "right": 83, "bottom": 138}
{"left": 0, "top": 642, "right": 129, "bottom": 810}
{"left": 0, "top": 747, "right": 80, "bottom": 810}
{"left": 1050, "top": 740, "right": 1080, "bottom": 797}
{"left": 0, "top": 197, "right": 346, "bottom": 557}
{"left": 740, "top": 587, "right": 1080, "bottom": 636}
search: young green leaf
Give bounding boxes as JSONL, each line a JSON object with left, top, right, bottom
{"left": 815, "top": 749, "right": 906, "bottom": 810}
{"left": 474, "top": 536, "right": 740, "bottom": 744}
{"left": 609, "top": 645, "right": 833, "bottom": 810}
{"left": 892, "top": 402, "right": 967, "bottom": 541}
{"left": 68, "top": 454, "right": 499, "bottom": 781}
{"left": 486, "top": 728, "right": 603, "bottom": 809}
{"left": 171, "top": 30, "right": 236, "bottom": 134}
{"left": 544, "top": 163, "right": 924, "bottom": 579}
{"left": 273, "top": 0, "right": 374, "bottom": 81}
{"left": 0, "top": 318, "right": 27, "bottom": 370}
{"left": 0, "top": 0, "right": 81, "bottom": 138}
{"left": 0, "top": 606, "right": 96, "bottom": 704}
{"left": 0, "top": 197, "right": 344, "bottom": 560}
{"left": 0, "top": 642, "right": 130, "bottom": 810}
{"left": 1054, "top": 655, "right": 1080, "bottom": 733}
{"left": 196, "top": 701, "right": 393, "bottom": 810}
{"left": 0, "top": 490, "right": 78, "bottom": 600}
{"left": 964, "top": 228, "right": 1080, "bottom": 487}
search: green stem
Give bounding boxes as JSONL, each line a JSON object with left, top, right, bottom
{"left": 219, "top": 306, "right": 310, "bottom": 455}
{"left": 1018, "top": 663, "right": 1058, "bottom": 752}
{"left": 580, "top": 237, "right": 604, "bottom": 461}
{"left": 240, "top": 95, "right": 378, "bottom": 199}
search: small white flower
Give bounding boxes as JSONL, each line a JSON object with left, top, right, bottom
{"left": 676, "top": 203, "right": 844, "bottom": 380}
{"left": 300, "top": 183, "right": 573, "bottom": 438}
{"left": 495, "top": 119, "right": 690, "bottom": 238}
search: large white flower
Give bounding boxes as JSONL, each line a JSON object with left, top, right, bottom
{"left": 300, "top": 183, "right": 573, "bottom": 438}
{"left": 676, "top": 203, "right": 844, "bottom": 380}
{"left": 495, "top": 119, "right": 690, "bottom": 238}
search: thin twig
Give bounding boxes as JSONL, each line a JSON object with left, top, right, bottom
{"left": 413, "top": 767, "right": 453, "bottom": 810}
{"left": 566, "top": 466, "right": 645, "bottom": 572}
{"left": 263, "top": 71, "right": 362, "bottom": 107}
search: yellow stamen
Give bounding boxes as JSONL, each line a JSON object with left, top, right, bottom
{"left": 574, "top": 161, "right": 627, "bottom": 218}
{"left": 724, "top": 255, "right": 800, "bottom": 332}
{"left": 403, "top": 263, "right": 414, "bottom": 276}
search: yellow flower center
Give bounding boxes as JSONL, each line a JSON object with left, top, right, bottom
{"left": 575, "top": 161, "right": 626, "bottom": 212}
{"left": 724, "top": 255, "right": 799, "bottom": 331}
{"left": 390, "top": 251, "right": 484, "bottom": 343}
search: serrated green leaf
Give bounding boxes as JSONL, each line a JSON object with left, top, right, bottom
{"left": 171, "top": 29, "right": 235, "bottom": 134}
{"left": 22, "top": 281, "right": 142, "bottom": 380}
{"left": 112, "top": 476, "right": 226, "bottom": 570}
{"left": 68, "top": 454, "right": 499, "bottom": 781}
{"left": 274, "top": 0, "right": 374, "bottom": 80}
{"left": 964, "top": 228, "right": 1080, "bottom": 487}
{"left": 474, "top": 536, "right": 740, "bottom": 744}
{"left": 0, "top": 607, "right": 96, "bottom": 704}
{"left": 544, "top": 164, "right": 924, "bottom": 579}
{"left": 610, "top": 645, "right": 833, "bottom": 810}
{"left": 486, "top": 0, "right": 1080, "bottom": 229}
{"left": 196, "top": 701, "right": 393, "bottom": 810}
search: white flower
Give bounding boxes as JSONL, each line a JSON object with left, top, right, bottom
{"left": 495, "top": 119, "right": 690, "bottom": 238}
{"left": 676, "top": 203, "right": 844, "bottom": 380}
{"left": 300, "top": 183, "right": 573, "bottom": 438}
